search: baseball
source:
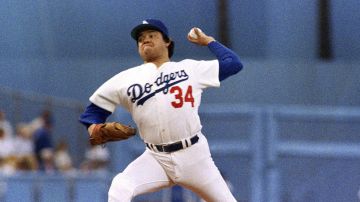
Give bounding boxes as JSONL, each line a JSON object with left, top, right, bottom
{"left": 188, "top": 28, "right": 202, "bottom": 39}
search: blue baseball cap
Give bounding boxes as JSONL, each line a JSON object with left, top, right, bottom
{"left": 131, "top": 19, "right": 169, "bottom": 40}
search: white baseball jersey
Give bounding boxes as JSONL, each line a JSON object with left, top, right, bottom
{"left": 90, "top": 59, "right": 220, "bottom": 144}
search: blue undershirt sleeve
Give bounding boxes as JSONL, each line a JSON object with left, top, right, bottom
{"left": 208, "top": 41, "right": 243, "bottom": 81}
{"left": 79, "top": 103, "right": 112, "bottom": 128}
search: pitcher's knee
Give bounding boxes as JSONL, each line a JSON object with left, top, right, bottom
{"left": 108, "top": 173, "right": 134, "bottom": 202}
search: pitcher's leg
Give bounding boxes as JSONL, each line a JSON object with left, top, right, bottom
{"left": 108, "top": 150, "right": 172, "bottom": 202}
{"left": 190, "top": 161, "right": 236, "bottom": 202}
{"left": 179, "top": 154, "right": 236, "bottom": 202}
{"left": 174, "top": 134, "right": 237, "bottom": 202}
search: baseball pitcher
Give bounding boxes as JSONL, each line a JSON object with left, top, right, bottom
{"left": 79, "top": 19, "right": 242, "bottom": 201}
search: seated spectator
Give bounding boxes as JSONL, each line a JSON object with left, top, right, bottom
{"left": 0, "top": 109, "right": 14, "bottom": 140}
{"left": 54, "top": 140, "right": 75, "bottom": 173}
{"left": 13, "top": 123, "right": 34, "bottom": 157}
{"left": 12, "top": 123, "right": 37, "bottom": 171}
{"left": 0, "top": 128, "right": 16, "bottom": 175}
{"left": 80, "top": 145, "right": 110, "bottom": 174}
{"left": 0, "top": 128, "right": 14, "bottom": 159}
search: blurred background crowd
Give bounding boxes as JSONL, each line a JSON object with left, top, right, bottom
{"left": 0, "top": 109, "right": 110, "bottom": 176}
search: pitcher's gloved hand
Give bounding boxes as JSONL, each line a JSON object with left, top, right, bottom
{"left": 90, "top": 122, "right": 136, "bottom": 145}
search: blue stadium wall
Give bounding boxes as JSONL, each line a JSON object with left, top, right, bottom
{"left": 1, "top": 1, "right": 360, "bottom": 201}
{"left": 0, "top": 0, "right": 359, "bottom": 107}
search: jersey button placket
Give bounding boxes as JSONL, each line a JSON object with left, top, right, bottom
{"left": 154, "top": 94, "right": 165, "bottom": 143}
{"left": 158, "top": 95, "right": 169, "bottom": 142}
{"left": 156, "top": 69, "right": 168, "bottom": 143}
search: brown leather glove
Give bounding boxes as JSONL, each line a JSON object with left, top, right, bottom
{"left": 89, "top": 122, "right": 136, "bottom": 145}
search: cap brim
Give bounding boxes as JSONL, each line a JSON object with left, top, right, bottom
{"left": 131, "top": 24, "right": 164, "bottom": 40}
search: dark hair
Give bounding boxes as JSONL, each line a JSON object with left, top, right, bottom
{"left": 163, "top": 36, "right": 174, "bottom": 58}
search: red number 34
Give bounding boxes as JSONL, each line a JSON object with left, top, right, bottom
{"left": 170, "top": 85, "right": 195, "bottom": 108}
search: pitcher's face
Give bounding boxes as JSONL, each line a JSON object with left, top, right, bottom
{"left": 137, "top": 30, "right": 170, "bottom": 62}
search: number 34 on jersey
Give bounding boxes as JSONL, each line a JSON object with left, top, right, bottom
{"left": 170, "top": 85, "right": 195, "bottom": 108}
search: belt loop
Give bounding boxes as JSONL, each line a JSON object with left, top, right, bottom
{"left": 154, "top": 144, "right": 160, "bottom": 152}
{"left": 183, "top": 136, "right": 193, "bottom": 149}
{"left": 180, "top": 140, "right": 186, "bottom": 149}
{"left": 149, "top": 143, "right": 157, "bottom": 152}
{"left": 186, "top": 136, "right": 192, "bottom": 147}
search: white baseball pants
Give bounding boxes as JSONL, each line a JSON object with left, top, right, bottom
{"left": 108, "top": 133, "right": 237, "bottom": 202}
